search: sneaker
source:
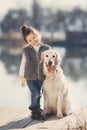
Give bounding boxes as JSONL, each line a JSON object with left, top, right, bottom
{"left": 31, "top": 109, "right": 45, "bottom": 120}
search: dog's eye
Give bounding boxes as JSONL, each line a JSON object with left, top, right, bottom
{"left": 53, "top": 55, "right": 55, "bottom": 58}
{"left": 46, "top": 55, "right": 48, "bottom": 57}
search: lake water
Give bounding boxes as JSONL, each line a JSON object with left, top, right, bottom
{"left": 0, "top": 47, "right": 87, "bottom": 110}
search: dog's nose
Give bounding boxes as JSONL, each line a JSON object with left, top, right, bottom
{"left": 48, "top": 61, "right": 52, "bottom": 66}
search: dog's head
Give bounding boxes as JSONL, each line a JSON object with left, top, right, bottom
{"left": 40, "top": 49, "right": 62, "bottom": 75}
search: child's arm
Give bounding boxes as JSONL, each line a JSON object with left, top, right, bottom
{"left": 20, "top": 76, "right": 27, "bottom": 87}
{"left": 19, "top": 53, "right": 27, "bottom": 87}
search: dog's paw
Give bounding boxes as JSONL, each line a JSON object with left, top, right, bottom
{"left": 63, "top": 109, "right": 73, "bottom": 116}
{"left": 57, "top": 113, "right": 63, "bottom": 119}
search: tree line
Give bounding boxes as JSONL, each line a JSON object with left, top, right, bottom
{"left": 0, "top": 0, "right": 87, "bottom": 34}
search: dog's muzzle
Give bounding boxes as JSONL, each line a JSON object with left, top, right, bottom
{"left": 48, "top": 61, "right": 52, "bottom": 66}
{"left": 46, "top": 60, "right": 55, "bottom": 73}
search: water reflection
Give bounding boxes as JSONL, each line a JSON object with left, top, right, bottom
{"left": 0, "top": 61, "right": 30, "bottom": 107}
{"left": 0, "top": 47, "right": 87, "bottom": 109}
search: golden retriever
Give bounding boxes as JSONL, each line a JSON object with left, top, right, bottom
{"left": 40, "top": 49, "right": 73, "bottom": 118}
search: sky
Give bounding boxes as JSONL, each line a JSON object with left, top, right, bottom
{"left": 0, "top": 0, "right": 87, "bottom": 20}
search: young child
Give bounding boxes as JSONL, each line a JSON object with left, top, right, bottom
{"left": 19, "top": 25, "right": 51, "bottom": 120}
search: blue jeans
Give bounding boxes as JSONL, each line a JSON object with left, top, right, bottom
{"left": 27, "top": 80, "right": 43, "bottom": 110}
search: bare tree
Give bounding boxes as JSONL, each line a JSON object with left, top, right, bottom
{"left": 67, "top": 8, "right": 87, "bottom": 31}
{"left": 1, "top": 9, "right": 29, "bottom": 33}
{"left": 31, "top": 0, "right": 43, "bottom": 30}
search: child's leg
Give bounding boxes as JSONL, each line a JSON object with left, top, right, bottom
{"left": 27, "top": 80, "right": 44, "bottom": 120}
{"left": 27, "top": 80, "right": 42, "bottom": 110}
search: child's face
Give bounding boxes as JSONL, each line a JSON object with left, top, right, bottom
{"left": 26, "top": 33, "right": 41, "bottom": 46}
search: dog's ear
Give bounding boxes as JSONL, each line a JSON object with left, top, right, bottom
{"left": 55, "top": 52, "right": 62, "bottom": 65}
{"left": 40, "top": 52, "right": 44, "bottom": 63}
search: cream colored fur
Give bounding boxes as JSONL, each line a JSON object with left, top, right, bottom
{"left": 40, "top": 50, "right": 73, "bottom": 118}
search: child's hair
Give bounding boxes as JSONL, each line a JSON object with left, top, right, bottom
{"left": 20, "top": 24, "right": 41, "bottom": 43}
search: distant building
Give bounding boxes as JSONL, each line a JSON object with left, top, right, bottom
{"left": 66, "top": 31, "right": 87, "bottom": 45}
{"left": 65, "top": 31, "right": 87, "bottom": 58}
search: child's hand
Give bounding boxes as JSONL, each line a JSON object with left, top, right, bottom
{"left": 20, "top": 76, "right": 27, "bottom": 87}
